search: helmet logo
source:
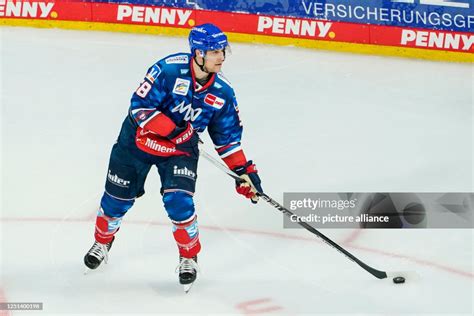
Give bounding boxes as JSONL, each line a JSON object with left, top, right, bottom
{"left": 189, "top": 23, "right": 228, "bottom": 55}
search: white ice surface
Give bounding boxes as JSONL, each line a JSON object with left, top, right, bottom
{"left": 1, "top": 27, "right": 473, "bottom": 315}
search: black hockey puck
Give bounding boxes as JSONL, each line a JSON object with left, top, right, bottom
{"left": 393, "top": 276, "right": 405, "bottom": 284}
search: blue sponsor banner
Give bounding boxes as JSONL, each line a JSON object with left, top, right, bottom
{"left": 87, "top": 0, "right": 474, "bottom": 33}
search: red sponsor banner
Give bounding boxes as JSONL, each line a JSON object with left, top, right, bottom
{"left": 204, "top": 10, "right": 472, "bottom": 52}
{"left": 371, "top": 25, "right": 474, "bottom": 53}
{"left": 0, "top": 0, "right": 91, "bottom": 20}
{"left": 0, "top": 1, "right": 472, "bottom": 53}
{"left": 92, "top": 3, "right": 196, "bottom": 27}
{"left": 202, "top": 12, "right": 371, "bottom": 44}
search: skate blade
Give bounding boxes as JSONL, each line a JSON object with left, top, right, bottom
{"left": 183, "top": 282, "right": 194, "bottom": 293}
{"left": 83, "top": 265, "right": 99, "bottom": 275}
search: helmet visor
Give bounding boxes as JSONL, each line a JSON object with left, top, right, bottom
{"left": 203, "top": 45, "right": 231, "bottom": 60}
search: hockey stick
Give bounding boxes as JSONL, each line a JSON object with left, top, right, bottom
{"left": 200, "top": 148, "right": 411, "bottom": 280}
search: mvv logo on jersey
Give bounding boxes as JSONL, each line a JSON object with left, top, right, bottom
{"left": 171, "top": 101, "right": 202, "bottom": 121}
{"left": 173, "top": 78, "right": 190, "bottom": 96}
{"left": 204, "top": 93, "right": 225, "bottom": 109}
{"left": 173, "top": 165, "right": 196, "bottom": 180}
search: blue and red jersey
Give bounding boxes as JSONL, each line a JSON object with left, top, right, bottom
{"left": 128, "top": 52, "right": 246, "bottom": 166}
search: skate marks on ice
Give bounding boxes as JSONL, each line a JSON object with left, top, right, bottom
{"left": 1, "top": 27, "right": 473, "bottom": 314}
{"left": 1, "top": 217, "right": 473, "bottom": 314}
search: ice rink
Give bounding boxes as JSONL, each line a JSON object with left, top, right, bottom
{"left": 1, "top": 27, "right": 473, "bottom": 315}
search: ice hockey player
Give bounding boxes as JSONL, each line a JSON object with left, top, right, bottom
{"left": 84, "top": 23, "right": 263, "bottom": 292}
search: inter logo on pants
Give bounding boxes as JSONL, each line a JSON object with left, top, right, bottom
{"left": 173, "top": 165, "right": 196, "bottom": 180}
{"left": 107, "top": 170, "right": 131, "bottom": 188}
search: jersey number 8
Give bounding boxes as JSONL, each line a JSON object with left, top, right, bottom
{"left": 136, "top": 81, "right": 152, "bottom": 98}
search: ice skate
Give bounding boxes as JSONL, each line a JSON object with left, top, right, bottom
{"left": 83, "top": 237, "right": 115, "bottom": 272}
{"left": 176, "top": 256, "right": 199, "bottom": 293}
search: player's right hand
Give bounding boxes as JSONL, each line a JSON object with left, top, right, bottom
{"left": 167, "top": 122, "right": 199, "bottom": 158}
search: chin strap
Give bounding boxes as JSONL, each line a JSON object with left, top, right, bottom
{"left": 193, "top": 55, "right": 209, "bottom": 73}
{"left": 193, "top": 49, "right": 226, "bottom": 74}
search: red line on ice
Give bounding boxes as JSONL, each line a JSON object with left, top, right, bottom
{"left": 1, "top": 216, "right": 472, "bottom": 279}
{"left": 341, "top": 228, "right": 363, "bottom": 245}
{"left": 350, "top": 244, "right": 474, "bottom": 279}
{"left": 235, "top": 298, "right": 283, "bottom": 314}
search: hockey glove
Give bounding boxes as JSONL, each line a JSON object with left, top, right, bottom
{"left": 232, "top": 161, "right": 263, "bottom": 204}
{"left": 167, "top": 122, "right": 199, "bottom": 159}
{"left": 136, "top": 112, "right": 198, "bottom": 158}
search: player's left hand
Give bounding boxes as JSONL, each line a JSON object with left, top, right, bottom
{"left": 232, "top": 161, "right": 263, "bottom": 204}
